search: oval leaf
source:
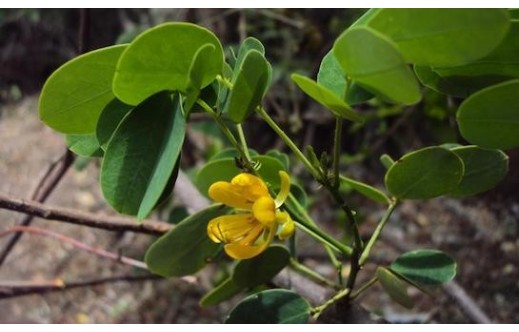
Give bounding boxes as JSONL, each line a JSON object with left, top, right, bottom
{"left": 39, "top": 45, "right": 126, "bottom": 134}
{"left": 113, "top": 22, "right": 224, "bottom": 105}
{"left": 225, "top": 289, "right": 311, "bottom": 324}
{"left": 457, "top": 79, "right": 519, "bottom": 150}
{"left": 101, "top": 92, "right": 185, "bottom": 218}
{"left": 340, "top": 176, "right": 391, "bottom": 204}
{"left": 196, "top": 155, "right": 286, "bottom": 196}
{"left": 292, "top": 74, "right": 362, "bottom": 122}
{"left": 233, "top": 245, "right": 290, "bottom": 288}
{"left": 225, "top": 50, "right": 271, "bottom": 123}
{"left": 376, "top": 267, "right": 414, "bottom": 309}
{"left": 333, "top": 26, "right": 421, "bottom": 105}
{"left": 317, "top": 51, "right": 347, "bottom": 99}
{"left": 367, "top": 9, "right": 510, "bottom": 67}
{"left": 449, "top": 146, "right": 508, "bottom": 197}
{"left": 95, "top": 98, "right": 133, "bottom": 150}
{"left": 385, "top": 147, "right": 464, "bottom": 199}
{"left": 145, "top": 204, "right": 229, "bottom": 277}
{"left": 66, "top": 134, "right": 103, "bottom": 157}
{"left": 200, "top": 277, "right": 243, "bottom": 306}
{"left": 390, "top": 249, "right": 457, "bottom": 286}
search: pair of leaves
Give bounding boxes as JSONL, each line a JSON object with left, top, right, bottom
{"left": 225, "top": 37, "right": 272, "bottom": 123}
{"left": 385, "top": 146, "right": 508, "bottom": 199}
{"left": 200, "top": 245, "right": 291, "bottom": 306}
{"left": 377, "top": 249, "right": 456, "bottom": 309}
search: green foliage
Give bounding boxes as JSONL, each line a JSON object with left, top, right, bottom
{"left": 113, "top": 22, "right": 224, "bottom": 105}
{"left": 391, "top": 249, "right": 456, "bottom": 286}
{"left": 39, "top": 45, "right": 126, "bottom": 134}
{"left": 385, "top": 147, "right": 464, "bottom": 199}
{"left": 95, "top": 99, "right": 133, "bottom": 150}
{"left": 201, "top": 246, "right": 290, "bottom": 306}
{"left": 376, "top": 267, "right": 414, "bottom": 309}
{"left": 225, "top": 50, "right": 272, "bottom": 123}
{"left": 366, "top": 9, "right": 510, "bottom": 67}
{"left": 457, "top": 79, "right": 519, "bottom": 150}
{"left": 291, "top": 74, "right": 363, "bottom": 122}
{"left": 449, "top": 146, "right": 509, "bottom": 197}
{"left": 333, "top": 27, "right": 421, "bottom": 105}
{"left": 225, "top": 289, "right": 311, "bottom": 324}
{"left": 145, "top": 205, "right": 229, "bottom": 277}
{"left": 65, "top": 134, "right": 103, "bottom": 157}
{"left": 100, "top": 92, "right": 185, "bottom": 218}
{"left": 340, "top": 176, "right": 390, "bottom": 204}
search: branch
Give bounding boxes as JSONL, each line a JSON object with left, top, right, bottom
{"left": 0, "top": 274, "right": 161, "bottom": 299}
{"left": 0, "top": 149, "right": 75, "bottom": 265}
{"left": 0, "top": 193, "right": 172, "bottom": 235}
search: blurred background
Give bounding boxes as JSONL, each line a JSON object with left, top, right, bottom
{"left": 0, "top": 8, "right": 518, "bottom": 323}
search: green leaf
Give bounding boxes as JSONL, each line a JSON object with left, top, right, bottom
{"left": 233, "top": 37, "right": 265, "bottom": 80}
{"left": 225, "top": 289, "right": 311, "bottom": 324}
{"left": 200, "top": 277, "right": 243, "bottom": 306}
{"left": 390, "top": 249, "right": 457, "bottom": 286}
{"left": 225, "top": 50, "right": 271, "bottom": 123}
{"left": 196, "top": 155, "right": 286, "bottom": 196}
{"left": 449, "top": 146, "right": 508, "bottom": 197}
{"left": 346, "top": 82, "right": 375, "bottom": 105}
{"left": 101, "top": 92, "right": 185, "bottom": 218}
{"left": 435, "top": 21, "right": 519, "bottom": 80}
{"left": 333, "top": 27, "right": 421, "bottom": 105}
{"left": 65, "top": 134, "right": 103, "bottom": 157}
{"left": 291, "top": 74, "right": 363, "bottom": 122}
{"left": 350, "top": 8, "right": 381, "bottom": 28}
{"left": 376, "top": 267, "right": 414, "bottom": 309}
{"left": 39, "top": 45, "right": 126, "bottom": 134}
{"left": 95, "top": 99, "right": 133, "bottom": 150}
{"left": 209, "top": 148, "right": 259, "bottom": 161}
{"left": 457, "top": 79, "right": 519, "bottom": 150}
{"left": 317, "top": 51, "right": 347, "bottom": 99}
{"left": 385, "top": 147, "right": 464, "bottom": 199}
{"left": 340, "top": 176, "right": 391, "bottom": 204}
{"left": 145, "top": 204, "right": 229, "bottom": 277}
{"left": 509, "top": 8, "right": 519, "bottom": 20}
{"left": 414, "top": 65, "right": 471, "bottom": 98}
{"left": 113, "top": 22, "right": 224, "bottom": 105}
{"left": 188, "top": 43, "right": 217, "bottom": 90}
{"left": 233, "top": 245, "right": 290, "bottom": 288}
{"left": 367, "top": 9, "right": 510, "bottom": 67}
{"left": 266, "top": 149, "right": 290, "bottom": 170}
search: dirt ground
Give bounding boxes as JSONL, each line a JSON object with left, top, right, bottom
{"left": 0, "top": 96, "right": 518, "bottom": 323}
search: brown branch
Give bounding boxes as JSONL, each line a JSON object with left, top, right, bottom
{"left": 0, "top": 193, "right": 172, "bottom": 235}
{"left": 0, "top": 226, "right": 148, "bottom": 270}
{"left": 0, "top": 274, "right": 161, "bottom": 299}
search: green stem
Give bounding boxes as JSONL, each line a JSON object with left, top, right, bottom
{"left": 216, "top": 74, "right": 233, "bottom": 89}
{"left": 349, "top": 277, "right": 377, "bottom": 300}
{"left": 236, "top": 123, "right": 251, "bottom": 161}
{"left": 256, "top": 106, "right": 321, "bottom": 180}
{"left": 325, "top": 245, "right": 344, "bottom": 285}
{"left": 311, "top": 287, "right": 351, "bottom": 320}
{"left": 359, "top": 199, "right": 398, "bottom": 266}
{"left": 332, "top": 117, "right": 343, "bottom": 188}
{"left": 290, "top": 258, "right": 341, "bottom": 290}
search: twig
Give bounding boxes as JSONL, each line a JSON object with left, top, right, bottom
{"left": 0, "top": 274, "right": 162, "bottom": 299}
{"left": 0, "top": 149, "right": 75, "bottom": 266}
{"left": 0, "top": 193, "right": 173, "bottom": 235}
{"left": 0, "top": 226, "right": 148, "bottom": 270}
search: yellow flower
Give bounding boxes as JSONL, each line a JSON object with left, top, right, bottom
{"left": 207, "top": 171, "right": 295, "bottom": 260}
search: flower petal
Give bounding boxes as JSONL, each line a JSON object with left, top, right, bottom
{"left": 224, "top": 225, "right": 276, "bottom": 260}
{"left": 276, "top": 211, "right": 295, "bottom": 240}
{"left": 275, "top": 171, "right": 291, "bottom": 207}
{"left": 231, "top": 173, "right": 269, "bottom": 202}
{"left": 208, "top": 181, "right": 253, "bottom": 210}
{"left": 207, "top": 214, "right": 256, "bottom": 243}
{"left": 252, "top": 196, "right": 276, "bottom": 226}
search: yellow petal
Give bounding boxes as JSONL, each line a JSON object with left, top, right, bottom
{"left": 231, "top": 173, "right": 269, "bottom": 202}
{"left": 224, "top": 226, "right": 276, "bottom": 260}
{"left": 208, "top": 181, "right": 253, "bottom": 210}
{"left": 275, "top": 171, "right": 291, "bottom": 207}
{"left": 207, "top": 214, "right": 256, "bottom": 243}
{"left": 252, "top": 196, "right": 276, "bottom": 227}
{"left": 276, "top": 211, "right": 295, "bottom": 240}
